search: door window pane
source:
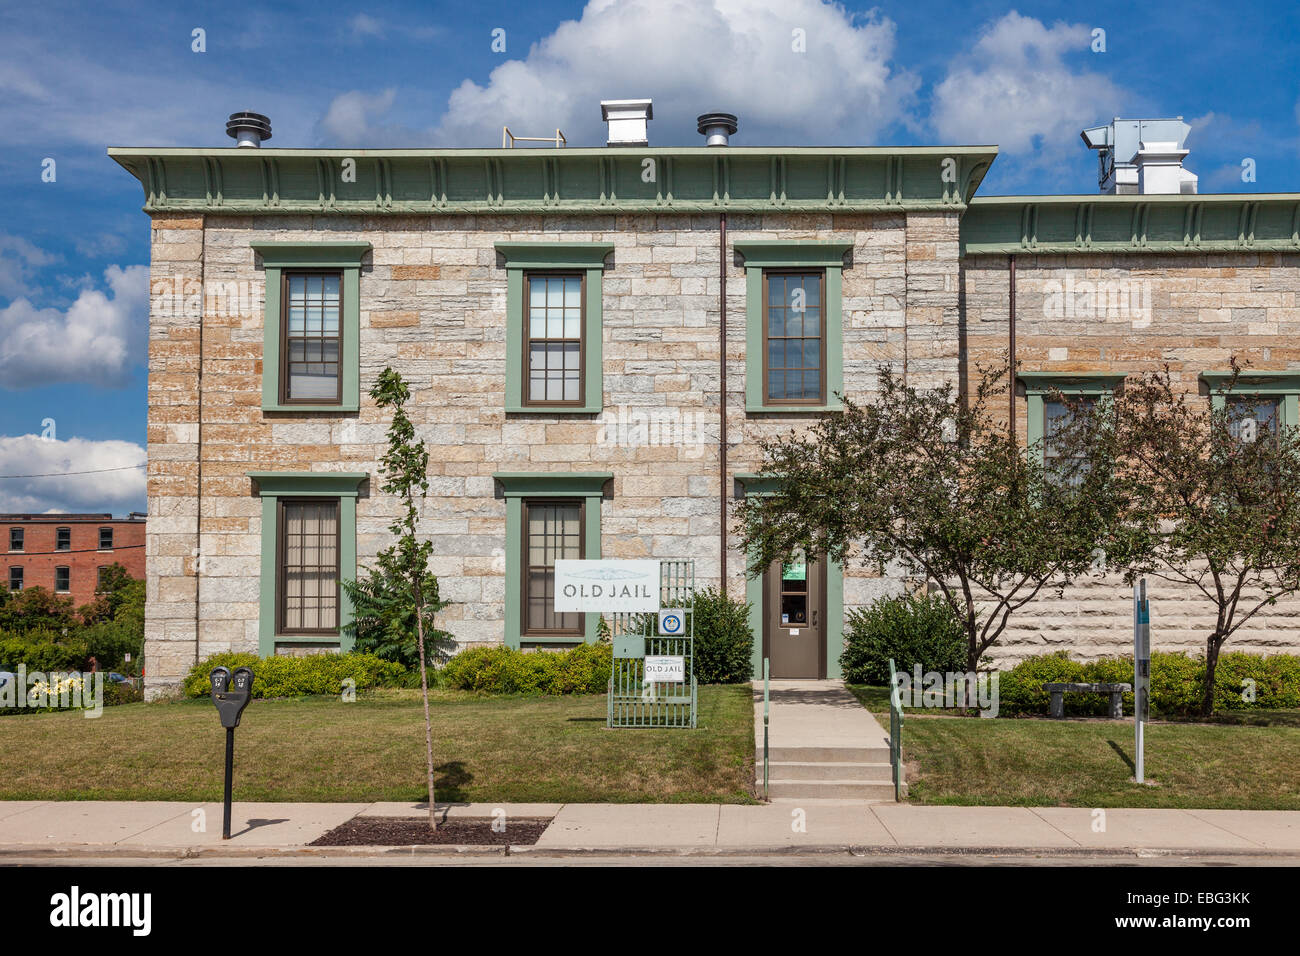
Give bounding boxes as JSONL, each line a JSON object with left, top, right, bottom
{"left": 524, "top": 500, "right": 582, "bottom": 634}
{"left": 780, "top": 551, "right": 809, "bottom": 625}
{"left": 280, "top": 500, "right": 340, "bottom": 632}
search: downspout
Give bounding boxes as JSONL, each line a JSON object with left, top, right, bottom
{"left": 719, "top": 211, "right": 728, "bottom": 595}
{"left": 194, "top": 216, "right": 206, "bottom": 667}
{"left": 1008, "top": 254, "right": 1016, "bottom": 439}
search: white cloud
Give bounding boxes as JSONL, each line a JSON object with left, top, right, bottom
{"left": 0, "top": 233, "right": 58, "bottom": 299}
{"left": 317, "top": 88, "right": 401, "bottom": 144}
{"left": 349, "top": 14, "right": 385, "bottom": 38}
{"left": 0, "top": 434, "right": 144, "bottom": 514}
{"left": 318, "top": 0, "right": 917, "bottom": 148}
{"left": 0, "top": 264, "right": 148, "bottom": 388}
{"left": 931, "top": 12, "right": 1129, "bottom": 157}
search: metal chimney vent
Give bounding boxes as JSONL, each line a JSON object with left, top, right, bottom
{"left": 600, "top": 99, "right": 653, "bottom": 146}
{"left": 1080, "top": 117, "right": 1196, "bottom": 194}
{"left": 697, "top": 112, "right": 738, "bottom": 147}
{"left": 226, "top": 111, "right": 272, "bottom": 148}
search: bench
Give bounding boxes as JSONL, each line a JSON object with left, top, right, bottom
{"left": 1041, "top": 682, "right": 1132, "bottom": 719}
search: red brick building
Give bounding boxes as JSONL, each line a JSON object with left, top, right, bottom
{"left": 3, "top": 514, "right": 146, "bottom": 610}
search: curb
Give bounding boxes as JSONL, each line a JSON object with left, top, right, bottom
{"left": 2, "top": 842, "right": 1296, "bottom": 860}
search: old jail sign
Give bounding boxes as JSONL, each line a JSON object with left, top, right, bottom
{"left": 554, "top": 559, "right": 661, "bottom": 613}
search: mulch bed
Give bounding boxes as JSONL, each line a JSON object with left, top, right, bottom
{"left": 310, "top": 815, "right": 552, "bottom": 846}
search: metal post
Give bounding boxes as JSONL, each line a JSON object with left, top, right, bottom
{"left": 222, "top": 726, "right": 234, "bottom": 839}
{"left": 1134, "top": 578, "right": 1150, "bottom": 784}
{"left": 762, "top": 657, "right": 770, "bottom": 801}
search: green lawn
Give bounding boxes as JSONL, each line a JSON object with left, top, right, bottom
{"left": 847, "top": 685, "right": 1300, "bottom": 810}
{"left": 0, "top": 686, "right": 756, "bottom": 804}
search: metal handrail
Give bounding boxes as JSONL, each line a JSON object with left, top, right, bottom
{"left": 888, "top": 657, "right": 904, "bottom": 801}
{"left": 762, "top": 657, "right": 770, "bottom": 801}
{"left": 501, "top": 127, "right": 567, "bottom": 148}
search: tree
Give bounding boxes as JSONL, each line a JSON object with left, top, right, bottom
{"left": 0, "top": 586, "right": 76, "bottom": 633}
{"left": 342, "top": 368, "right": 448, "bottom": 829}
{"left": 78, "top": 563, "right": 138, "bottom": 624}
{"left": 1100, "top": 363, "right": 1300, "bottom": 716}
{"left": 734, "top": 363, "right": 1118, "bottom": 672}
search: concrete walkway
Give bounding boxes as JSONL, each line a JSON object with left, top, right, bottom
{"left": 3, "top": 800, "right": 1299, "bottom": 858}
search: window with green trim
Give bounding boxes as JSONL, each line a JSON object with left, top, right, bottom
{"left": 1201, "top": 372, "right": 1300, "bottom": 442}
{"left": 496, "top": 243, "right": 612, "bottom": 415}
{"left": 251, "top": 242, "right": 370, "bottom": 413}
{"left": 248, "top": 471, "right": 366, "bottom": 655}
{"left": 736, "top": 242, "right": 848, "bottom": 413}
{"left": 1021, "top": 373, "right": 1123, "bottom": 487}
{"left": 493, "top": 471, "right": 609, "bottom": 647}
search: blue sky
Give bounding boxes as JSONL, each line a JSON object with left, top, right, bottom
{"left": 1, "top": 0, "right": 1297, "bottom": 513}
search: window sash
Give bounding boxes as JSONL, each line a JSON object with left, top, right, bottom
{"left": 8, "top": 567, "right": 21, "bottom": 591}
{"left": 1225, "top": 394, "right": 1281, "bottom": 441}
{"left": 523, "top": 273, "right": 585, "bottom": 407}
{"left": 99, "top": 527, "right": 113, "bottom": 550}
{"left": 1044, "top": 395, "right": 1099, "bottom": 487}
{"left": 54, "top": 566, "right": 70, "bottom": 592}
{"left": 522, "top": 498, "right": 584, "bottom": 636}
{"left": 8, "top": 529, "right": 21, "bottom": 551}
{"left": 762, "top": 271, "right": 826, "bottom": 405}
{"left": 277, "top": 498, "right": 341, "bottom": 635}
{"left": 55, "top": 528, "right": 70, "bottom": 551}
{"left": 280, "top": 271, "right": 343, "bottom": 405}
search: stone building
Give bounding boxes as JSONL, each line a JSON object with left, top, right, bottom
{"left": 110, "top": 108, "right": 1300, "bottom": 697}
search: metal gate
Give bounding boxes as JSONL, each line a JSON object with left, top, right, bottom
{"left": 607, "top": 560, "right": 697, "bottom": 728}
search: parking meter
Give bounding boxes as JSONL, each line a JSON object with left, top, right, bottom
{"left": 211, "top": 666, "right": 253, "bottom": 728}
{"left": 209, "top": 666, "right": 254, "bottom": 838}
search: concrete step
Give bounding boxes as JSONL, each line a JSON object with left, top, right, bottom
{"left": 756, "top": 745, "right": 892, "bottom": 763}
{"left": 769, "top": 796, "right": 897, "bottom": 806}
{"left": 763, "top": 779, "right": 899, "bottom": 800}
{"left": 762, "top": 761, "right": 893, "bottom": 782}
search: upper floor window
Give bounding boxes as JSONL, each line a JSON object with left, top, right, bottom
{"left": 763, "top": 271, "right": 826, "bottom": 406}
{"left": 281, "top": 272, "right": 343, "bottom": 404}
{"left": 99, "top": 527, "right": 114, "bottom": 550}
{"left": 97, "top": 565, "right": 109, "bottom": 588}
{"left": 55, "top": 566, "right": 70, "bottom": 593}
{"left": 8, "top": 528, "right": 22, "bottom": 552}
{"left": 525, "top": 273, "right": 584, "bottom": 407}
{"left": 56, "top": 527, "right": 71, "bottom": 551}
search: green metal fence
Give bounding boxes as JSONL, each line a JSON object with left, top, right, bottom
{"left": 607, "top": 560, "right": 697, "bottom": 729}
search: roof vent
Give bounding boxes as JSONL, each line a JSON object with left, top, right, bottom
{"left": 600, "top": 99, "right": 653, "bottom": 147}
{"left": 226, "top": 111, "right": 272, "bottom": 148}
{"left": 1080, "top": 118, "right": 1197, "bottom": 194}
{"left": 697, "top": 112, "right": 738, "bottom": 147}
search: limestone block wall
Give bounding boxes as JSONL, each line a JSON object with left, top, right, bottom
{"left": 143, "top": 209, "right": 958, "bottom": 695}
{"left": 961, "top": 251, "right": 1300, "bottom": 662}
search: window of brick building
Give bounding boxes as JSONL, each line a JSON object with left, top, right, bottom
{"left": 55, "top": 566, "right": 70, "bottom": 592}
{"left": 99, "top": 527, "right": 113, "bottom": 550}
{"left": 8, "top": 567, "right": 21, "bottom": 591}
{"left": 56, "top": 527, "right": 71, "bottom": 551}
{"left": 8, "top": 528, "right": 21, "bottom": 552}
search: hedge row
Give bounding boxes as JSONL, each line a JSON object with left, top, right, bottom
{"left": 440, "top": 643, "right": 612, "bottom": 695}
{"left": 995, "top": 651, "right": 1300, "bottom": 717}
{"left": 182, "top": 652, "right": 405, "bottom": 699}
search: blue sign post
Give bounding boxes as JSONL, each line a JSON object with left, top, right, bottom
{"left": 1134, "top": 579, "right": 1151, "bottom": 783}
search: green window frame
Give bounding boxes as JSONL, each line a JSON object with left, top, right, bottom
{"left": 252, "top": 242, "right": 370, "bottom": 413}
{"left": 734, "top": 473, "right": 844, "bottom": 679}
{"left": 493, "top": 472, "right": 611, "bottom": 647}
{"left": 735, "top": 241, "right": 849, "bottom": 413}
{"left": 248, "top": 471, "right": 367, "bottom": 655}
{"left": 1020, "top": 372, "right": 1125, "bottom": 472}
{"left": 1200, "top": 372, "right": 1300, "bottom": 432}
{"left": 496, "top": 243, "right": 612, "bottom": 415}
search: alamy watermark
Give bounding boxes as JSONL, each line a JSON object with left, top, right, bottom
{"left": 150, "top": 277, "right": 263, "bottom": 318}
{"left": 1042, "top": 275, "right": 1152, "bottom": 329}
{"left": 892, "top": 664, "right": 999, "bottom": 718}
{"left": 597, "top": 404, "right": 715, "bottom": 458}
{"left": 1, "top": 666, "right": 104, "bottom": 717}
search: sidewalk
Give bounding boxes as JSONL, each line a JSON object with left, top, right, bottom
{"left": 3, "top": 800, "right": 1299, "bottom": 858}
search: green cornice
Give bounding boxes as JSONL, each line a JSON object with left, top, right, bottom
{"left": 107, "top": 146, "right": 996, "bottom": 215}
{"left": 248, "top": 472, "right": 368, "bottom": 496}
{"left": 1200, "top": 371, "right": 1300, "bottom": 393}
{"left": 962, "top": 193, "right": 1300, "bottom": 256}
{"left": 250, "top": 241, "right": 371, "bottom": 267}
{"left": 495, "top": 242, "right": 614, "bottom": 268}
{"left": 1018, "top": 372, "right": 1126, "bottom": 394}
{"left": 492, "top": 471, "right": 614, "bottom": 497}
{"left": 734, "top": 240, "right": 854, "bottom": 267}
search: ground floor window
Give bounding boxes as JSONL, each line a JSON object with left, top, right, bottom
{"left": 277, "top": 498, "right": 340, "bottom": 634}
{"left": 523, "top": 499, "right": 584, "bottom": 637}
{"left": 55, "top": 566, "right": 70, "bottom": 592}
{"left": 8, "top": 566, "right": 21, "bottom": 591}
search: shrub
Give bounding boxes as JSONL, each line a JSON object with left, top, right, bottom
{"left": 840, "top": 592, "right": 967, "bottom": 685}
{"left": 440, "top": 643, "right": 612, "bottom": 695}
{"left": 182, "top": 652, "right": 405, "bottom": 699}
{"left": 683, "top": 588, "right": 753, "bottom": 684}
{"left": 992, "top": 650, "right": 1300, "bottom": 717}
{"left": 0, "top": 632, "right": 89, "bottom": 672}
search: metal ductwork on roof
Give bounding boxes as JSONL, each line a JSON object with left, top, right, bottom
{"left": 600, "top": 99, "right": 653, "bottom": 146}
{"left": 226, "top": 111, "right": 272, "bottom": 148}
{"left": 1081, "top": 117, "right": 1197, "bottom": 195}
